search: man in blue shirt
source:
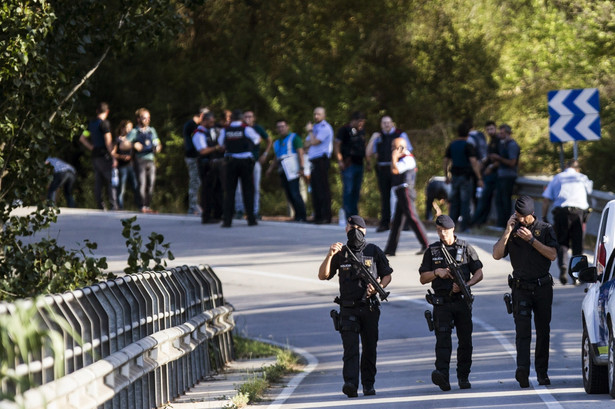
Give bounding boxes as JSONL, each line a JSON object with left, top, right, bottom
{"left": 267, "top": 119, "right": 307, "bottom": 222}
{"left": 542, "top": 160, "right": 593, "bottom": 284}
{"left": 305, "top": 107, "right": 334, "bottom": 224}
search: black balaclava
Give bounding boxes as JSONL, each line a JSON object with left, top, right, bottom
{"left": 347, "top": 228, "right": 366, "bottom": 253}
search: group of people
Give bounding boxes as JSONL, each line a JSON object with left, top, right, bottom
{"left": 47, "top": 102, "right": 162, "bottom": 213}
{"left": 321, "top": 194, "right": 559, "bottom": 398}
{"left": 440, "top": 119, "right": 522, "bottom": 233}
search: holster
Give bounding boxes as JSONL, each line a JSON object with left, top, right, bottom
{"left": 503, "top": 293, "right": 513, "bottom": 314}
{"left": 424, "top": 310, "right": 434, "bottom": 332}
{"left": 330, "top": 309, "right": 340, "bottom": 332}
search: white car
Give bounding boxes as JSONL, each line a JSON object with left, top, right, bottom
{"left": 570, "top": 199, "right": 615, "bottom": 397}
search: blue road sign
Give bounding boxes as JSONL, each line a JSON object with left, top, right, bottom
{"left": 548, "top": 88, "right": 600, "bottom": 143}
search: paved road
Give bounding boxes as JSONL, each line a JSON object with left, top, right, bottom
{"left": 40, "top": 208, "right": 613, "bottom": 408}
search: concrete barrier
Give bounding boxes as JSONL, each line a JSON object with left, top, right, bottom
{"left": 0, "top": 265, "right": 235, "bottom": 409}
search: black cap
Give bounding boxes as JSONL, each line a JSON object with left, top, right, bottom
{"left": 435, "top": 215, "right": 455, "bottom": 229}
{"left": 347, "top": 215, "right": 366, "bottom": 229}
{"left": 515, "top": 195, "right": 535, "bottom": 216}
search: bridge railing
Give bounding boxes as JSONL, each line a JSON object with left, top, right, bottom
{"left": 0, "top": 264, "right": 234, "bottom": 409}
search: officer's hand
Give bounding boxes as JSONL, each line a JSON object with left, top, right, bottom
{"left": 435, "top": 268, "right": 452, "bottom": 280}
{"left": 452, "top": 283, "right": 460, "bottom": 293}
{"left": 517, "top": 226, "right": 533, "bottom": 241}
{"left": 506, "top": 214, "right": 517, "bottom": 232}
{"left": 366, "top": 283, "right": 376, "bottom": 297}
{"left": 329, "top": 242, "right": 343, "bottom": 256}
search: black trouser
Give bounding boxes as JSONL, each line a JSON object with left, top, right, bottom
{"left": 93, "top": 156, "right": 118, "bottom": 210}
{"left": 512, "top": 282, "right": 553, "bottom": 376}
{"left": 385, "top": 187, "right": 429, "bottom": 254}
{"left": 199, "top": 158, "right": 223, "bottom": 222}
{"left": 376, "top": 165, "right": 392, "bottom": 228}
{"left": 432, "top": 298, "right": 473, "bottom": 379}
{"left": 223, "top": 157, "right": 255, "bottom": 225}
{"left": 310, "top": 156, "right": 331, "bottom": 223}
{"left": 280, "top": 173, "right": 306, "bottom": 221}
{"left": 339, "top": 305, "right": 380, "bottom": 389}
{"left": 552, "top": 207, "right": 585, "bottom": 272}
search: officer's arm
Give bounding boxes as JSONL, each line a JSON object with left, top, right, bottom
{"left": 467, "top": 268, "right": 483, "bottom": 287}
{"left": 419, "top": 268, "right": 451, "bottom": 285}
{"left": 334, "top": 139, "right": 343, "bottom": 168}
{"left": 530, "top": 239, "right": 557, "bottom": 261}
{"left": 469, "top": 157, "right": 483, "bottom": 187}
{"left": 318, "top": 242, "right": 342, "bottom": 280}
{"left": 493, "top": 215, "right": 516, "bottom": 259}
{"left": 380, "top": 274, "right": 391, "bottom": 288}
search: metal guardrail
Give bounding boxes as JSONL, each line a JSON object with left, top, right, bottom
{"left": 515, "top": 176, "right": 615, "bottom": 238}
{"left": 0, "top": 265, "right": 235, "bottom": 409}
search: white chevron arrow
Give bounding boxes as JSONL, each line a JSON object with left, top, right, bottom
{"left": 548, "top": 89, "right": 572, "bottom": 115}
{"left": 550, "top": 115, "right": 574, "bottom": 142}
{"left": 575, "top": 113, "right": 600, "bottom": 140}
{"left": 574, "top": 88, "right": 599, "bottom": 114}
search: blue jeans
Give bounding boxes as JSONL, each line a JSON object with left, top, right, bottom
{"left": 471, "top": 172, "right": 497, "bottom": 226}
{"left": 117, "top": 165, "right": 140, "bottom": 209}
{"left": 449, "top": 174, "right": 473, "bottom": 231}
{"left": 341, "top": 164, "right": 364, "bottom": 217}
{"left": 47, "top": 171, "right": 76, "bottom": 207}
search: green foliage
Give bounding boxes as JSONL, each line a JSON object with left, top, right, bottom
{"left": 0, "top": 298, "right": 82, "bottom": 403}
{"left": 0, "top": 205, "right": 111, "bottom": 301}
{"left": 121, "top": 216, "right": 175, "bottom": 275}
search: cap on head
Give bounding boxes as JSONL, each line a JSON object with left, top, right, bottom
{"left": 435, "top": 215, "right": 455, "bottom": 229}
{"left": 347, "top": 215, "right": 366, "bottom": 229}
{"left": 514, "top": 195, "right": 535, "bottom": 216}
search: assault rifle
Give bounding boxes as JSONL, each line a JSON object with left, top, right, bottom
{"left": 343, "top": 246, "right": 390, "bottom": 302}
{"left": 440, "top": 243, "right": 473, "bottom": 311}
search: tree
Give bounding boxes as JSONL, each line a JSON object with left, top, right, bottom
{"left": 0, "top": 0, "right": 186, "bottom": 298}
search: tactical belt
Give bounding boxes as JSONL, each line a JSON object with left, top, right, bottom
{"left": 334, "top": 296, "right": 379, "bottom": 308}
{"left": 508, "top": 274, "right": 553, "bottom": 291}
{"left": 427, "top": 292, "right": 463, "bottom": 305}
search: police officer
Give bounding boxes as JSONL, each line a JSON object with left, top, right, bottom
{"left": 419, "top": 215, "right": 483, "bottom": 391}
{"left": 492, "top": 195, "right": 557, "bottom": 388}
{"left": 384, "top": 137, "right": 429, "bottom": 256}
{"left": 219, "top": 109, "right": 261, "bottom": 227}
{"left": 365, "top": 116, "right": 413, "bottom": 232}
{"left": 192, "top": 112, "right": 224, "bottom": 224}
{"left": 542, "top": 160, "right": 593, "bottom": 284}
{"left": 318, "top": 215, "right": 393, "bottom": 398}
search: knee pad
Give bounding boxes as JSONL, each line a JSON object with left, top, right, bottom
{"left": 515, "top": 299, "right": 532, "bottom": 317}
{"left": 340, "top": 314, "right": 361, "bottom": 333}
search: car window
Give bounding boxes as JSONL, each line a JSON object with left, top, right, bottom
{"left": 597, "top": 207, "right": 610, "bottom": 273}
{"left": 603, "top": 247, "right": 615, "bottom": 283}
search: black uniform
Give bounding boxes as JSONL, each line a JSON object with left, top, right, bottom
{"left": 419, "top": 239, "right": 482, "bottom": 381}
{"left": 502, "top": 219, "right": 557, "bottom": 378}
{"left": 194, "top": 125, "right": 224, "bottom": 223}
{"left": 328, "top": 244, "right": 393, "bottom": 391}
{"left": 222, "top": 125, "right": 256, "bottom": 226}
